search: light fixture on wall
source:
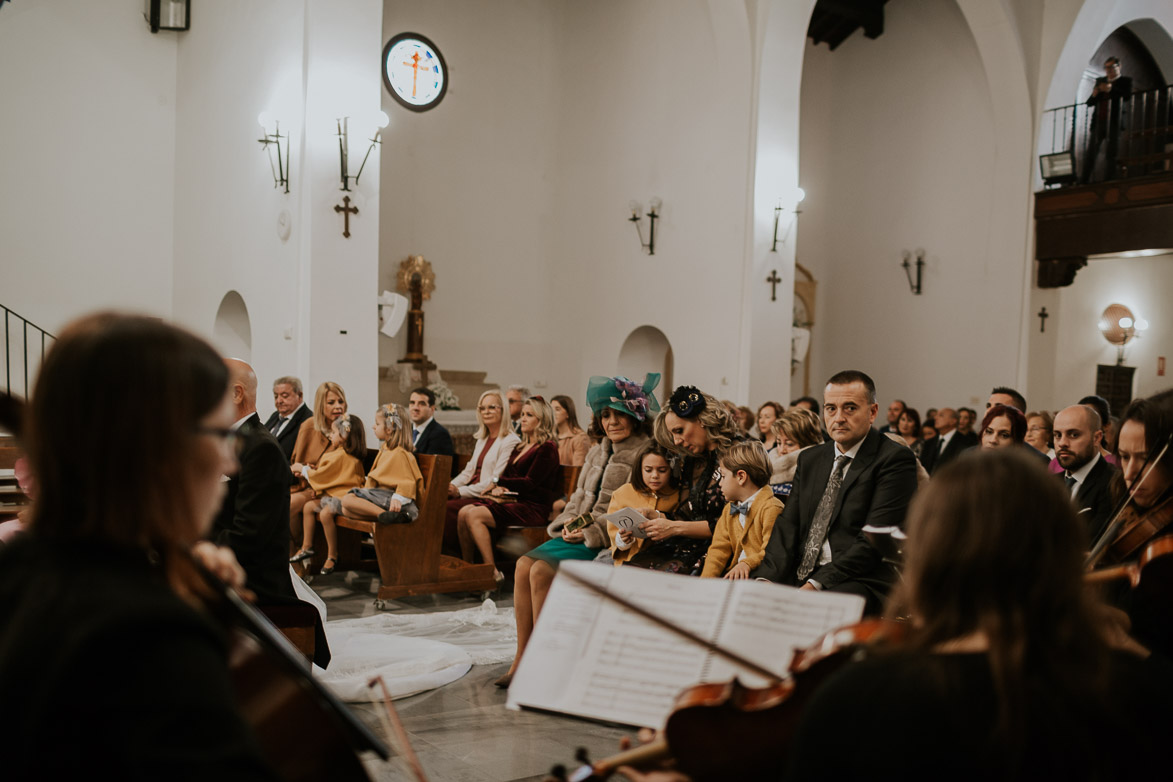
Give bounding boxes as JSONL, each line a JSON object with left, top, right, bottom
{"left": 337, "top": 112, "right": 390, "bottom": 191}
{"left": 143, "top": 0, "right": 190, "bottom": 33}
{"left": 257, "top": 113, "right": 290, "bottom": 194}
{"left": 770, "top": 187, "right": 805, "bottom": 252}
{"left": 1039, "top": 150, "right": 1077, "bottom": 187}
{"left": 629, "top": 198, "right": 662, "bottom": 255}
{"left": 901, "top": 248, "right": 925, "bottom": 295}
{"left": 1098, "top": 302, "right": 1148, "bottom": 364}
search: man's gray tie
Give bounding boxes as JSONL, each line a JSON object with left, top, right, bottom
{"left": 796, "top": 455, "right": 851, "bottom": 582}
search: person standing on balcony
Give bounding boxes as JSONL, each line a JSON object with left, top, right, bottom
{"left": 1081, "top": 56, "right": 1133, "bottom": 183}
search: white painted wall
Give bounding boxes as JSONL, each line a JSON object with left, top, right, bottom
{"left": 1044, "top": 254, "right": 1173, "bottom": 406}
{"left": 379, "top": 0, "right": 564, "bottom": 398}
{"left": 798, "top": 0, "right": 1016, "bottom": 414}
{"left": 0, "top": 0, "right": 177, "bottom": 333}
{"left": 171, "top": 0, "right": 382, "bottom": 431}
{"left": 379, "top": 0, "right": 758, "bottom": 408}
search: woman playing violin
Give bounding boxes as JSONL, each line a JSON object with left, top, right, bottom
{"left": 1102, "top": 391, "right": 1173, "bottom": 657}
{"left": 0, "top": 314, "right": 279, "bottom": 780}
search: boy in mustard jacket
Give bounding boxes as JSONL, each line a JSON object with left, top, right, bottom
{"left": 702, "top": 441, "right": 783, "bottom": 579}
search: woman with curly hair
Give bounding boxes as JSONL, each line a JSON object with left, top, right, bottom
{"left": 639, "top": 385, "right": 748, "bottom": 574}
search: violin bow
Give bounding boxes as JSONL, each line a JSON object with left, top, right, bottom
{"left": 1085, "top": 435, "right": 1171, "bottom": 569}
{"left": 368, "top": 676, "right": 429, "bottom": 782}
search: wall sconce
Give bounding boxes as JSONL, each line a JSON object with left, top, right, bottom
{"left": 257, "top": 113, "right": 290, "bottom": 194}
{"left": 1098, "top": 302, "right": 1148, "bottom": 364}
{"left": 337, "top": 112, "right": 389, "bottom": 192}
{"left": 770, "top": 187, "right": 805, "bottom": 252}
{"left": 629, "top": 198, "right": 662, "bottom": 255}
{"left": 901, "top": 248, "right": 925, "bottom": 295}
{"left": 144, "top": 0, "right": 190, "bottom": 33}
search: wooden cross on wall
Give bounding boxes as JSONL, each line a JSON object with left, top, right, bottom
{"left": 334, "top": 195, "right": 358, "bottom": 238}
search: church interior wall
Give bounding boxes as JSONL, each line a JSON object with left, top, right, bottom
{"left": 379, "top": 0, "right": 756, "bottom": 407}
{"left": 1046, "top": 254, "right": 1173, "bottom": 408}
{"left": 0, "top": 0, "right": 178, "bottom": 333}
{"left": 798, "top": 0, "right": 1013, "bottom": 413}
{"left": 378, "top": 0, "right": 565, "bottom": 402}
{"left": 170, "top": 0, "right": 307, "bottom": 410}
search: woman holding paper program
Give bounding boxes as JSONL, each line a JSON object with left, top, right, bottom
{"left": 496, "top": 374, "right": 659, "bottom": 689}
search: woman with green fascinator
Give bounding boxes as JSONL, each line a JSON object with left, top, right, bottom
{"left": 495, "top": 373, "right": 659, "bottom": 688}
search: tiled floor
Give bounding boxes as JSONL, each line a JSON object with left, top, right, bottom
{"left": 310, "top": 569, "right": 635, "bottom": 782}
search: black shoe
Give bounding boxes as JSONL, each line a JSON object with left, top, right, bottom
{"left": 319, "top": 557, "right": 337, "bottom": 575}
{"left": 289, "top": 548, "right": 315, "bottom": 563}
{"left": 376, "top": 510, "right": 411, "bottom": 525}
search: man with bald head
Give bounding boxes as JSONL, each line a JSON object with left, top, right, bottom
{"left": 212, "top": 359, "right": 297, "bottom": 605}
{"left": 920, "top": 407, "right": 974, "bottom": 475}
{"left": 1054, "top": 404, "right": 1120, "bottom": 542}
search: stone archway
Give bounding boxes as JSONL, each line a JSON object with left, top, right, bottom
{"left": 213, "top": 290, "right": 252, "bottom": 362}
{"left": 617, "top": 325, "right": 673, "bottom": 393}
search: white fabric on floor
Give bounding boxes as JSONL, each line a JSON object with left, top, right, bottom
{"left": 315, "top": 599, "right": 517, "bottom": 701}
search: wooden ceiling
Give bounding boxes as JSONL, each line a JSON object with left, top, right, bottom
{"left": 807, "top": 0, "right": 889, "bottom": 51}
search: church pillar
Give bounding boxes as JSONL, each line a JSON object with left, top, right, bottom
{"left": 297, "top": 0, "right": 384, "bottom": 433}
{"left": 746, "top": 0, "right": 818, "bottom": 405}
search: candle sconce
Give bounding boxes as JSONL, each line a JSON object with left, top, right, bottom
{"left": 901, "top": 248, "right": 925, "bottom": 295}
{"left": 257, "top": 113, "right": 290, "bottom": 194}
{"left": 337, "top": 112, "right": 389, "bottom": 192}
{"left": 629, "top": 198, "right": 662, "bottom": 255}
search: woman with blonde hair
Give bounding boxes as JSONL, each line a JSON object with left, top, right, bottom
{"left": 289, "top": 381, "right": 348, "bottom": 529}
{"left": 638, "top": 385, "right": 747, "bottom": 573}
{"left": 768, "top": 406, "right": 824, "bottom": 495}
{"left": 455, "top": 396, "right": 561, "bottom": 579}
{"left": 442, "top": 388, "right": 521, "bottom": 553}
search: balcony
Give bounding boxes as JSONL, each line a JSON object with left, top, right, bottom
{"left": 1034, "top": 83, "right": 1173, "bottom": 287}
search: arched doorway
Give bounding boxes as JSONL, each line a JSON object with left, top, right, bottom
{"left": 213, "top": 290, "right": 252, "bottom": 362}
{"left": 617, "top": 326, "right": 673, "bottom": 393}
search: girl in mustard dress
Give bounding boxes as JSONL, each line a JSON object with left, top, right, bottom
{"left": 289, "top": 413, "right": 366, "bottom": 575}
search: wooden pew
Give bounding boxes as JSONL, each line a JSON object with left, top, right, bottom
{"left": 330, "top": 453, "right": 499, "bottom": 606}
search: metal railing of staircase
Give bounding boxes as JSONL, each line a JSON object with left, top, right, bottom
{"left": 2, "top": 305, "right": 55, "bottom": 399}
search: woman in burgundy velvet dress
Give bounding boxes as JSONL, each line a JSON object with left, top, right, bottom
{"left": 455, "top": 396, "right": 561, "bottom": 582}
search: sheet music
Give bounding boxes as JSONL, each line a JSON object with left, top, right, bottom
{"left": 703, "top": 580, "right": 864, "bottom": 687}
{"left": 507, "top": 562, "right": 863, "bottom": 729}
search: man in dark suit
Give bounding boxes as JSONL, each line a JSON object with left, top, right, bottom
{"left": 753, "top": 370, "right": 917, "bottom": 614}
{"left": 1081, "top": 56, "right": 1133, "bottom": 183}
{"left": 262, "top": 375, "right": 311, "bottom": 462}
{"left": 407, "top": 386, "right": 458, "bottom": 477}
{"left": 920, "top": 407, "right": 976, "bottom": 475}
{"left": 1054, "top": 404, "right": 1120, "bottom": 543}
{"left": 214, "top": 359, "right": 297, "bottom": 605}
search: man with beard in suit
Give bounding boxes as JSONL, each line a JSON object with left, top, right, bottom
{"left": 1054, "top": 403, "right": 1119, "bottom": 543}
{"left": 752, "top": 370, "right": 917, "bottom": 614}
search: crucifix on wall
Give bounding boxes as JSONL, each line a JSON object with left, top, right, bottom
{"left": 766, "top": 269, "right": 782, "bottom": 302}
{"left": 334, "top": 195, "right": 358, "bottom": 238}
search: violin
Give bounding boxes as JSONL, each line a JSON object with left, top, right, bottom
{"left": 1085, "top": 535, "right": 1173, "bottom": 589}
{"left": 546, "top": 616, "right": 901, "bottom": 782}
{"left": 190, "top": 556, "right": 392, "bottom": 782}
{"left": 1094, "top": 496, "right": 1173, "bottom": 566}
